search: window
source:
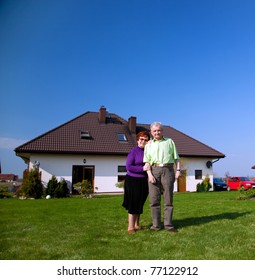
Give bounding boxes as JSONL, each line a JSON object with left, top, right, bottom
{"left": 195, "top": 170, "right": 202, "bottom": 179}
{"left": 118, "top": 166, "right": 126, "bottom": 172}
{"left": 117, "top": 166, "right": 126, "bottom": 183}
{"left": 80, "top": 131, "right": 91, "bottom": 139}
{"left": 117, "top": 133, "right": 127, "bottom": 141}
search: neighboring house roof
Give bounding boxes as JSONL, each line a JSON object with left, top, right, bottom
{"left": 15, "top": 107, "right": 225, "bottom": 159}
{"left": 0, "top": 174, "right": 19, "bottom": 181}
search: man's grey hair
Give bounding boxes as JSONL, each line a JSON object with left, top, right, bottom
{"left": 150, "top": 122, "right": 163, "bottom": 130}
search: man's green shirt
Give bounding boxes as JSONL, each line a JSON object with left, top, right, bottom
{"left": 143, "top": 137, "right": 180, "bottom": 165}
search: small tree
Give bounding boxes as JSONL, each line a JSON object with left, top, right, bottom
{"left": 46, "top": 175, "right": 58, "bottom": 197}
{"left": 54, "top": 179, "right": 69, "bottom": 198}
{"left": 203, "top": 175, "right": 212, "bottom": 192}
{"left": 46, "top": 176, "right": 69, "bottom": 198}
{"left": 19, "top": 168, "right": 43, "bottom": 198}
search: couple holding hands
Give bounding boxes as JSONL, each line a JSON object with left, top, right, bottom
{"left": 122, "top": 122, "right": 181, "bottom": 234}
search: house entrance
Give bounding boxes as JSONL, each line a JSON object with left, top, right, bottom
{"left": 177, "top": 170, "right": 186, "bottom": 192}
{"left": 72, "top": 165, "right": 94, "bottom": 192}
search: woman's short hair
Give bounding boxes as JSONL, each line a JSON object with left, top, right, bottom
{"left": 136, "top": 131, "right": 150, "bottom": 141}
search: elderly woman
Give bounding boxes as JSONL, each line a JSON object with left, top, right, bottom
{"left": 122, "top": 131, "right": 150, "bottom": 234}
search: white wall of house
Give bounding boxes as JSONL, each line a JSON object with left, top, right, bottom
{"left": 28, "top": 154, "right": 215, "bottom": 193}
{"left": 177, "top": 157, "right": 214, "bottom": 192}
{"left": 29, "top": 154, "right": 127, "bottom": 193}
{"left": 92, "top": 156, "right": 126, "bottom": 193}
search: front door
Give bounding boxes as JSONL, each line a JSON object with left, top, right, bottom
{"left": 72, "top": 165, "right": 94, "bottom": 191}
{"left": 177, "top": 170, "right": 186, "bottom": 192}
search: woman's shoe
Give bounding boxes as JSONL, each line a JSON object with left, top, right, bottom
{"left": 128, "top": 229, "right": 135, "bottom": 234}
{"left": 134, "top": 226, "right": 142, "bottom": 230}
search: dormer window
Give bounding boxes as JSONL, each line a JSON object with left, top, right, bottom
{"left": 80, "top": 131, "right": 91, "bottom": 139}
{"left": 117, "top": 133, "right": 127, "bottom": 142}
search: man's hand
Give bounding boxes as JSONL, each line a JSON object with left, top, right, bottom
{"left": 148, "top": 173, "right": 156, "bottom": 183}
{"left": 144, "top": 163, "right": 156, "bottom": 183}
{"left": 175, "top": 170, "right": 181, "bottom": 179}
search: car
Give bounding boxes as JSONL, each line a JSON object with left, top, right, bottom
{"left": 213, "top": 178, "right": 227, "bottom": 191}
{"left": 226, "top": 176, "right": 255, "bottom": 191}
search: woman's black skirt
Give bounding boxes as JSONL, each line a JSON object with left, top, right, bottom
{"left": 122, "top": 175, "right": 148, "bottom": 214}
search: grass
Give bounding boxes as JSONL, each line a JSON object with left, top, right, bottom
{"left": 0, "top": 191, "right": 255, "bottom": 260}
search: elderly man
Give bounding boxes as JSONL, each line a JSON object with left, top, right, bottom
{"left": 144, "top": 122, "right": 181, "bottom": 232}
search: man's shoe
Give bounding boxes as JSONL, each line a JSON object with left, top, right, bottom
{"left": 150, "top": 226, "right": 161, "bottom": 231}
{"left": 166, "top": 227, "right": 178, "bottom": 233}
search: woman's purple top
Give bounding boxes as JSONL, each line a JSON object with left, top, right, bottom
{"left": 126, "top": 146, "right": 147, "bottom": 178}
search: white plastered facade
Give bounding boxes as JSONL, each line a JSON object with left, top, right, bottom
{"left": 29, "top": 154, "right": 215, "bottom": 193}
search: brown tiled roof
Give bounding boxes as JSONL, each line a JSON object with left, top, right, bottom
{"left": 15, "top": 110, "right": 225, "bottom": 158}
{"left": 0, "top": 174, "right": 19, "bottom": 181}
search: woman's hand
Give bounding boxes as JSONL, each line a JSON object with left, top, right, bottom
{"left": 143, "top": 163, "right": 151, "bottom": 171}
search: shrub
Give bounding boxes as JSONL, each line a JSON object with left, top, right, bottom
{"left": 115, "top": 181, "right": 124, "bottom": 189}
{"left": 196, "top": 175, "right": 212, "bottom": 192}
{"left": 54, "top": 179, "right": 69, "bottom": 198}
{"left": 74, "top": 180, "right": 93, "bottom": 197}
{"left": 0, "top": 186, "right": 13, "bottom": 198}
{"left": 46, "top": 176, "right": 69, "bottom": 198}
{"left": 46, "top": 176, "right": 58, "bottom": 197}
{"left": 238, "top": 187, "right": 255, "bottom": 200}
{"left": 19, "top": 168, "right": 43, "bottom": 199}
{"left": 196, "top": 182, "right": 205, "bottom": 192}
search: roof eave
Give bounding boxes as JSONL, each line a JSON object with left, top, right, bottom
{"left": 16, "top": 150, "right": 225, "bottom": 158}
{"left": 15, "top": 150, "right": 129, "bottom": 156}
{"left": 180, "top": 154, "right": 225, "bottom": 158}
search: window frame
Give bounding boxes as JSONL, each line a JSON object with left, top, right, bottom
{"left": 80, "top": 131, "right": 91, "bottom": 139}
{"left": 195, "top": 170, "right": 202, "bottom": 180}
{"left": 117, "top": 133, "right": 127, "bottom": 142}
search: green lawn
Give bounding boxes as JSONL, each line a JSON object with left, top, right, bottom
{"left": 0, "top": 191, "right": 255, "bottom": 260}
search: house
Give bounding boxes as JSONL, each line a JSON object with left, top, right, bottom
{"left": 0, "top": 174, "right": 19, "bottom": 182}
{"left": 15, "top": 106, "right": 225, "bottom": 193}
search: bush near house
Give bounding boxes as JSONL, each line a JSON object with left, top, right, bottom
{"left": 46, "top": 176, "right": 69, "bottom": 198}
{"left": 73, "top": 179, "right": 93, "bottom": 197}
{"left": 18, "top": 168, "right": 43, "bottom": 199}
{"left": 17, "top": 172, "right": 70, "bottom": 199}
{"left": 46, "top": 175, "right": 58, "bottom": 197}
{"left": 196, "top": 175, "right": 212, "bottom": 192}
{"left": 54, "top": 179, "right": 69, "bottom": 198}
{"left": 115, "top": 181, "right": 124, "bottom": 189}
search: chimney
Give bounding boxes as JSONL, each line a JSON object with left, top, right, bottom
{"left": 128, "top": 116, "right": 136, "bottom": 134}
{"left": 99, "top": 106, "right": 106, "bottom": 124}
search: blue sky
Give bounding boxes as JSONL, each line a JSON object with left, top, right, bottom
{"left": 0, "top": 0, "right": 255, "bottom": 178}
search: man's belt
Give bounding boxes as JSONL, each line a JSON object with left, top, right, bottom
{"left": 153, "top": 163, "right": 173, "bottom": 167}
